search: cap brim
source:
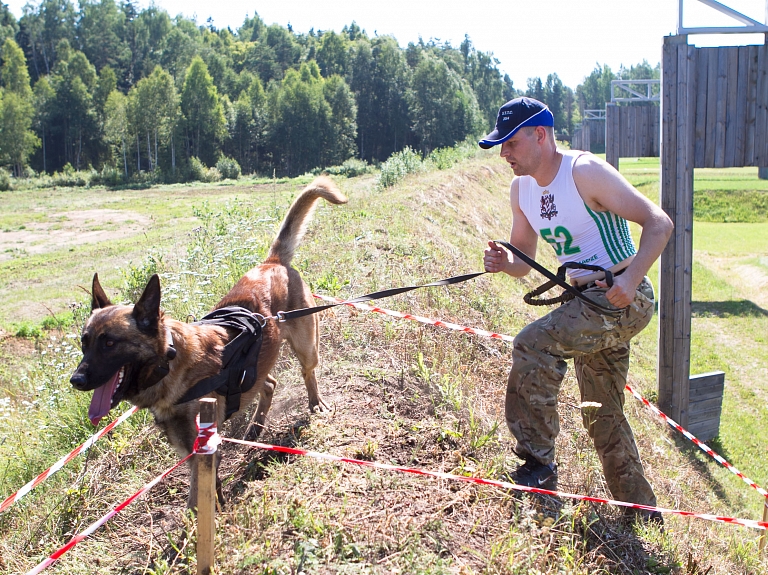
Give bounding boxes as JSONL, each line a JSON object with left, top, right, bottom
{"left": 478, "top": 107, "right": 555, "bottom": 149}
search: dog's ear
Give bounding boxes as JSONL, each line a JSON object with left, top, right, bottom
{"left": 91, "top": 273, "right": 113, "bottom": 310}
{"left": 133, "top": 274, "right": 162, "bottom": 332}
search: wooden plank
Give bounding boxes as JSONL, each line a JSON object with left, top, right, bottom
{"left": 688, "top": 397, "right": 725, "bottom": 413}
{"left": 689, "top": 410, "right": 723, "bottom": 426}
{"left": 658, "top": 35, "right": 681, "bottom": 414}
{"left": 724, "top": 47, "right": 739, "bottom": 167}
{"left": 745, "top": 45, "right": 759, "bottom": 165}
{"left": 734, "top": 47, "right": 749, "bottom": 166}
{"left": 694, "top": 47, "right": 708, "bottom": 167}
{"left": 606, "top": 103, "right": 618, "bottom": 169}
{"left": 689, "top": 414, "right": 722, "bottom": 428}
{"left": 689, "top": 390, "right": 726, "bottom": 403}
{"left": 689, "top": 371, "right": 725, "bottom": 388}
{"left": 690, "top": 381, "right": 725, "bottom": 395}
{"left": 197, "top": 398, "right": 218, "bottom": 575}
{"left": 672, "top": 42, "right": 696, "bottom": 427}
{"left": 688, "top": 423, "right": 721, "bottom": 441}
{"left": 705, "top": 48, "right": 719, "bottom": 167}
{"left": 714, "top": 48, "right": 728, "bottom": 168}
{"left": 756, "top": 42, "right": 768, "bottom": 167}
{"left": 672, "top": 44, "right": 695, "bottom": 427}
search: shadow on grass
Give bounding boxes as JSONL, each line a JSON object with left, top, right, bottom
{"left": 691, "top": 300, "right": 768, "bottom": 318}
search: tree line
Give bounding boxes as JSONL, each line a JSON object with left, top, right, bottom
{"left": 0, "top": 1, "right": 659, "bottom": 181}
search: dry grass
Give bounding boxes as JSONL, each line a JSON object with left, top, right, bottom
{"left": 1, "top": 156, "right": 766, "bottom": 574}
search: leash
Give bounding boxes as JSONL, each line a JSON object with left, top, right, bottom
{"left": 270, "top": 271, "right": 487, "bottom": 322}
{"left": 492, "top": 240, "right": 623, "bottom": 316}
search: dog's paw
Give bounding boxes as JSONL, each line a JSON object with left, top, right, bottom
{"left": 310, "top": 397, "right": 332, "bottom": 414}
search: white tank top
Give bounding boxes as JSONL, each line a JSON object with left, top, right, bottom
{"left": 517, "top": 150, "right": 636, "bottom": 280}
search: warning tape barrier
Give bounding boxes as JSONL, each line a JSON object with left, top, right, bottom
{"left": 625, "top": 383, "right": 768, "bottom": 499}
{"left": 1, "top": 406, "right": 140, "bottom": 515}
{"left": 313, "top": 293, "right": 768, "bottom": 502}
{"left": 25, "top": 452, "right": 192, "bottom": 575}
{"left": 313, "top": 293, "right": 514, "bottom": 342}
{"left": 24, "top": 418, "right": 221, "bottom": 575}
{"left": 223, "top": 437, "right": 768, "bottom": 530}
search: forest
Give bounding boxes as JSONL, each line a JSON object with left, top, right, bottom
{"left": 0, "top": 0, "right": 659, "bottom": 182}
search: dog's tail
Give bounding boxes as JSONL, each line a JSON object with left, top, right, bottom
{"left": 265, "top": 176, "right": 348, "bottom": 265}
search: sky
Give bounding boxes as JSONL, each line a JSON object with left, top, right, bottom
{"left": 4, "top": 0, "right": 767, "bottom": 89}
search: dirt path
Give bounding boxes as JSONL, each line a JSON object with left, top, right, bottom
{"left": 0, "top": 209, "right": 152, "bottom": 262}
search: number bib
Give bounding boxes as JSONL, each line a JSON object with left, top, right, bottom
{"left": 516, "top": 151, "right": 636, "bottom": 280}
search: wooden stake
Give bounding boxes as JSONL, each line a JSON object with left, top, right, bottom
{"left": 759, "top": 501, "right": 768, "bottom": 555}
{"left": 197, "top": 398, "right": 217, "bottom": 575}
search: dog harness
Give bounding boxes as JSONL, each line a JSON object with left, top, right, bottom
{"left": 175, "top": 306, "right": 266, "bottom": 420}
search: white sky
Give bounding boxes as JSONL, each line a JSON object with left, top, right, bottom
{"left": 5, "top": 0, "right": 768, "bottom": 89}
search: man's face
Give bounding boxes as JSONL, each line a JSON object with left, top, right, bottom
{"left": 499, "top": 128, "right": 540, "bottom": 176}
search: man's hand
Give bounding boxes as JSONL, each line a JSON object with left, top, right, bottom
{"left": 595, "top": 273, "right": 639, "bottom": 308}
{"left": 483, "top": 241, "right": 508, "bottom": 273}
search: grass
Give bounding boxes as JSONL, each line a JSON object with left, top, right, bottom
{"left": 0, "top": 151, "right": 767, "bottom": 573}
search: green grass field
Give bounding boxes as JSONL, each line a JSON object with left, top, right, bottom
{"left": 0, "top": 154, "right": 767, "bottom": 574}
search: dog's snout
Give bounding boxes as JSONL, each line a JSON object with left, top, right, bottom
{"left": 70, "top": 367, "right": 88, "bottom": 389}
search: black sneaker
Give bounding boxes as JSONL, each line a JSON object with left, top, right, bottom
{"left": 508, "top": 457, "right": 558, "bottom": 491}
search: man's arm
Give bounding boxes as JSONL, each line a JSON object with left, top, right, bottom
{"left": 573, "top": 155, "right": 673, "bottom": 308}
{"left": 484, "top": 178, "right": 540, "bottom": 277}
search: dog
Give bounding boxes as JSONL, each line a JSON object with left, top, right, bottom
{"left": 70, "top": 176, "right": 347, "bottom": 507}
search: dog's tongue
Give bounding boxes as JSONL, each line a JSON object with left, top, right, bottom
{"left": 88, "top": 371, "right": 119, "bottom": 426}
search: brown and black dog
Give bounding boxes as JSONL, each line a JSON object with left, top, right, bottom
{"left": 70, "top": 176, "right": 347, "bottom": 507}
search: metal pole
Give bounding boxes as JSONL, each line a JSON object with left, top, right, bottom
{"left": 197, "top": 398, "right": 217, "bottom": 575}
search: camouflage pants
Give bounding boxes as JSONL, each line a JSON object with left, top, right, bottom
{"left": 506, "top": 277, "right": 657, "bottom": 506}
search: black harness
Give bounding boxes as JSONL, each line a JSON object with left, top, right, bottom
{"left": 175, "top": 306, "right": 266, "bottom": 420}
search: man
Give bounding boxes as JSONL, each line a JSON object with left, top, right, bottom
{"left": 480, "top": 97, "right": 672, "bottom": 520}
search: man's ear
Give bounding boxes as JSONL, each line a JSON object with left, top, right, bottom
{"left": 132, "top": 274, "right": 162, "bottom": 332}
{"left": 91, "top": 273, "right": 113, "bottom": 310}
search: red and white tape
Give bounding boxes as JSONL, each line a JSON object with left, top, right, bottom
{"left": 1, "top": 406, "right": 139, "bottom": 515}
{"left": 313, "top": 293, "right": 514, "bottom": 342}
{"left": 314, "top": 293, "right": 768, "bottom": 502}
{"left": 224, "top": 437, "right": 768, "bottom": 531}
{"left": 625, "top": 383, "right": 768, "bottom": 499}
{"left": 25, "top": 452, "right": 192, "bottom": 575}
{"left": 24, "top": 418, "right": 220, "bottom": 574}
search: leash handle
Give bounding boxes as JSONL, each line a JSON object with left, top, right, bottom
{"left": 493, "top": 240, "right": 623, "bottom": 315}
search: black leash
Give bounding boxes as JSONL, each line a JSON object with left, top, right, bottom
{"left": 493, "top": 240, "right": 623, "bottom": 316}
{"left": 273, "top": 272, "right": 487, "bottom": 322}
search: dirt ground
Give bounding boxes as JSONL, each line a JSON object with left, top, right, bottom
{"left": 0, "top": 209, "right": 152, "bottom": 262}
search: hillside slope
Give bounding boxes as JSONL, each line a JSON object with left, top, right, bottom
{"left": 1, "top": 157, "right": 765, "bottom": 574}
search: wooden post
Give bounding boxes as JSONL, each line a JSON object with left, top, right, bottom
{"left": 659, "top": 35, "right": 695, "bottom": 428}
{"left": 606, "top": 103, "right": 619, "bottom": 170}
{"left": 197, "top": 398, "right": 217, "bottom": 575}
{"left": 759, "top": 501, "right": 768, "bottom": 554}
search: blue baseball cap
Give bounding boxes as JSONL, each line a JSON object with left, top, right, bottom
{"left": 478, "top": 97, "right": 554, "bottom": 149}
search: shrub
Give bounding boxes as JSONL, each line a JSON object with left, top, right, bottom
{"left": 119, "top": 253, "right": 164, "bottom": 302}
{"left": 316, "top": 158, "right": 372, "bottom": 178}
{"left": 0, "top": 168, "right": 11, "bottom": 191}
{"left": 189, "top": 157, "right": 208, "bottom": 182}
{"left": 216, "top": 156, "right": 241, "bottom": 180}
{"left": 375, "top": 147, "right": 424, "bottom": 190}
{"left": 427, "top": 147, "right": 462, "bottom": 170}
{"left": 189, "top": 157, "right": 221, "bottom": 183}
{"left": 91, "top": 165, "right": 124, "bottom": 187}
{"left": 50, "top": 163, "right": 91, "bottom": 187}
